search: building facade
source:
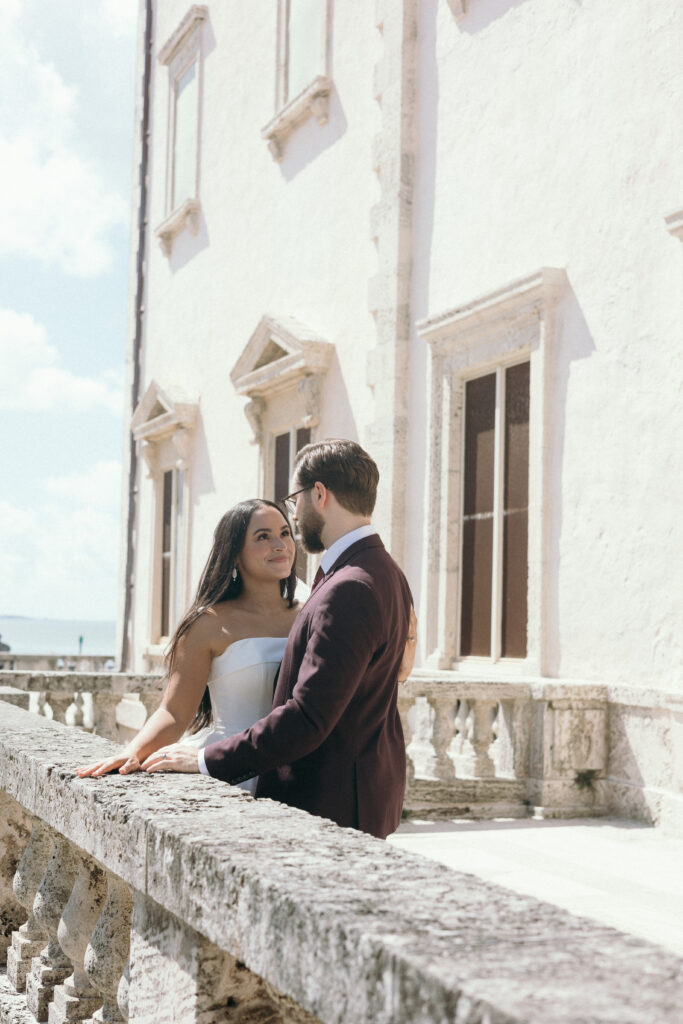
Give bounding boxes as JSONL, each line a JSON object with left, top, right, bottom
{"left": 118, "top": 0, "right": 683, "bottom": 828}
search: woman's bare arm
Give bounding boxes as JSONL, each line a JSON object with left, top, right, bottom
{"left": 76, "top": 615, "right": 216, "bottom": 777}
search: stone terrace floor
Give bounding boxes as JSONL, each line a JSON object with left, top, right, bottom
{"left": 389, "top": 817, "right": 683, "bottom": 958}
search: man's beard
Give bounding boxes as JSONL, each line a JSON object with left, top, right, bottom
{"left": 297, "top": 501, "right": 325, "bottom": 553}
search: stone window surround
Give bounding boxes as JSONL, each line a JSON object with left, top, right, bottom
{"left": 417, "top": 267, "right": 564, "bottom": 677}
{"left": 131, "top": 382, "right": 198, "bottom": 655}
{"left": 665, "top": 208, "right": 683, "bottom": 242}
{"left": 155, "top": 5, "right": 208, "bottom": 256}
{"left": 230, "top": 314, "right": 334, "bottom": 570}
{"left": 262, "top": 0, "right": 333, "bottom": 162}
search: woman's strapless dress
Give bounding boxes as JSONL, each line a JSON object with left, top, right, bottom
{"left": 183, "top": 636, "right": 287, "bottom": 795}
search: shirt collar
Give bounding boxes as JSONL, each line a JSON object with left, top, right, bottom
{"left": 320, "top": 524, "right": 377, "bottom": 574}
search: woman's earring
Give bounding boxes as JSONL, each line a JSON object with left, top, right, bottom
{"left": 232, "top": 566, "right": 238, "bottom": 582}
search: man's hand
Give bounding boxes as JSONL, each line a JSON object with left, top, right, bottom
{"left": 140, "top": 745, "right": 200, "bottom": 774}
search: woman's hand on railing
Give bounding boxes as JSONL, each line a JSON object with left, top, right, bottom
{"left": 75, "top": 752, "right": 142, "bottom": 778}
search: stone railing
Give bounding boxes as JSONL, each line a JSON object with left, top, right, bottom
{"left": 2, "top": 701, "right": 683, "bottom": 1024}
{"left": 0, "top": 671, "right": 162, "bottom": 744}
{"left": 400, "top": 673, "right": 683, "bottom": 831}
{"left": 2, "top": 668, "right": 682, "bottom": 831}
{"left": 399, "top": 674, "right": 608, "bottom": 820}
{"left": 0, "top": 655, "right": 115, "bottom": 673}
{"left": 1, "top": 712, "right": 683, "bottom": 1024}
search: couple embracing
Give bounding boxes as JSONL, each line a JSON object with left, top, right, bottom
{"left": 78, "top": 440, "right": 415, "bottom": 840}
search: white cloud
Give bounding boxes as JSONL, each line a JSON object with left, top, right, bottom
{"left": 0, "top": 3, "right": 128, "bottom": 276}
{"left": 45, "top": 460, "right": 122, "bottom": 509}
{"left": 97, "top": 0, "right": 139, "bottom": 38}
{"left": 0, "top": 308, "right": 123, "bottom": 415}
{"left": 0, "top": 492, "right": 121, "bottom": 620}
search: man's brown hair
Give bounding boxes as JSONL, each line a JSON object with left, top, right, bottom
{"left": 294, "top": 439, "right": 379, "bottom": 516}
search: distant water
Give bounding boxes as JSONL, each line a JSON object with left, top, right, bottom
{"left": 0, "top": 617, "right": 116, "bottom": 656}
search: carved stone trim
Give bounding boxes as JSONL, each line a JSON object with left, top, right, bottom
{"left": 157, "top": 5, "right": 208, "bottom": 66}
{"left": 665, "top": 208, "right": 683, "bottom": 242}
{"left": 244, "top": 398, "right": 265, "bottom": 445}
{"left": 417, "top": 268, "right": 565, "bottom": 354}
{"left": 155, "top": 198, "right": 201, "bottom": 257}
{"left": 262, "top": 75, "right": 333, "bottom": 162}
{"left": 231, "top": 315, "right": 334, "bottom": 398}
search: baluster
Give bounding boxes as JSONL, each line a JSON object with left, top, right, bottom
{"left": 451, "top": 698, "right": 498, "bottom": 778}
{"left": 46, "top": 694, "right": 73, "bottom": 726}
{"left": 71, "top": 693, "right": 86, "bottom": 728}
{"left": 37, "top": 693, "right": 49, "bottom": 719}
{"left": 428, "top": 697, "right": 457, "bottom": 781}
{"left": 48, "top": 854, "right": 107, "bottom": 1023}
{"left": 7, "top": 819, "right": 53, "bottom": 992}
{"left": 26, "top": 835, "right": 79, "bottom": 1022}
{"left": 397, "top": 693, "right": 415, "bottom": 786}
{"left": 84, "top": 874, "right": 133, "bottom": 1023}
{"left": 117, "top": 960, "right": 131, "bottom": 1022}
{"left": 91, "top": 694, "right": 124, "bottom": 741}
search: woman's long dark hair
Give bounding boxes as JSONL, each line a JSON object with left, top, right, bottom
{"left": 166, "top": 499, "right": 297, "bottom": 733}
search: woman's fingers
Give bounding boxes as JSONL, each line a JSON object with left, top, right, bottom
{"left": 118, "top": 757, "right": 141, "bottom": 775}
{"left": 76, "top": 756, "right": 127, "bottom": 778}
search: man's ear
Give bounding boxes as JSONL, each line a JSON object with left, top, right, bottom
{"left": 313, "top": 481, "right": 329, "bottom": 507}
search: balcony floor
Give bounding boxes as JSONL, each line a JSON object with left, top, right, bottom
{"left": 389, "top": 817, "right": 683, "bottom": 957}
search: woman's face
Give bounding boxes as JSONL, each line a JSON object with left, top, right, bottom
{"left": 237, "top": 505, "right": 296, "bottom": 584}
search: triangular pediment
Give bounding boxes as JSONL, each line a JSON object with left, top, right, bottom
{"left": 253, "top": 339, "right": 290, "bottom": 371}
{"left": 131, "top": 380, "right": 198, "bottom": 441}
{"left": 231, "top": 314, "right": 334, "bottom": 397}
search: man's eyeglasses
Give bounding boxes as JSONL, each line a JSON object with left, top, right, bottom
{"left": 280, "top": 487, "right": 311, "bottom": 516}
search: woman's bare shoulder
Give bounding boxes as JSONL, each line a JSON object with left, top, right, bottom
{"left": 182, "top": 603, "right": 239, "bottom": 654}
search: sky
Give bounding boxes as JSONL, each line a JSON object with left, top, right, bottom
{"left": 0, "top": 0, "right": 139, "bottom": 620}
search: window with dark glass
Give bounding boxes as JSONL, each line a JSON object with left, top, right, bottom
{"left": 460, "top": 361, "right": 529, "bottom": 659}
{"left": 273, "top": 426, "right": 311, "bottom": 581}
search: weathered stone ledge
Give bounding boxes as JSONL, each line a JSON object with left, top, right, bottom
{"left": 0, "top": 670, "right": 162, "bottom": 695}
{"left": 1, "top": 702, "right": 682, "bottom": 1023}
{"left": 408, "top": 671, "right": 683, "bottom": 710}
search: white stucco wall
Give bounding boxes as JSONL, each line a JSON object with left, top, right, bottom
{"left": 127, "top": 0, "right": 682, "bottom": 694}
{"left": 407, "top": 0, "right": 683, "bottom": 687}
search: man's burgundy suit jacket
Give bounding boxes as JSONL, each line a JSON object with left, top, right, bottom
{"left": 203, "top": 534, "right": 413, "bottom": 839}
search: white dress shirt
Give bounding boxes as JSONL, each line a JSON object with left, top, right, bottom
{"left": 198, "top": 523, "right": 378, "bottom": 776}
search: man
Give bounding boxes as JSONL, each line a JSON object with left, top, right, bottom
{"left": 146, "top": 439, "right": 414, "bottom": 839}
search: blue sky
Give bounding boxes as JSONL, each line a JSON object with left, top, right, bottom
{"left": 0, "top": 0, "right": 138, "bottom": 619}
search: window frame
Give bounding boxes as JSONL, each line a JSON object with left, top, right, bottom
{"left": 131, "top": 381, "right": 197, "bottom": 652}
{"left": 417, "top": 268, "right": 564, "bottom": 677}
{"left": 458, "top": 357, "right": 530, "bottom": 664}
{"left": 263, "top": 0, "right": 333, "bottom": 161}
{"left": 156, "top": 5, "right": 207, "bottom": 256}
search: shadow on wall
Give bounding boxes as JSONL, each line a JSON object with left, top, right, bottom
{"left": 319, "top": 349, "right": 358, "bottom": 441}
{"left": 190, "top": 411, "right": 216, "bottom": 510}
{"left": 544, "top": 279, "right": 595, "bottom": 675}
{"left": 455, "top": 0, "right": 532, "bottom": 35}
{"left": 278, "top": 87, "right": 348, "bottom": 182}
{"left": 167, "top": 211, "right": 210, "bottom": 274}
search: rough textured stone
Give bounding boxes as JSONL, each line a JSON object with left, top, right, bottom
{"left": 0, "top": 795, "right": 29, "bottom": 965}
{"left": 1, "top": 706, "right": 683, "bottom": 1023}
{"left": 0, "top": 967, "right": 35, "bottom": 1024}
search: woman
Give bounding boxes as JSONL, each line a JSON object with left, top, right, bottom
{"left": 77, "top": 499, "right": 300, "bottom": 793}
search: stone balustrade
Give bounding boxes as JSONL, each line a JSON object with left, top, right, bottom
{"left": 400, "top": 673, "right": 683, "bottom": 831}
{"left": 2, "top": 668, "right": 682, "bottom": 831}
{"left": 0, "top": 671, "right": 163, "bottom": 743}
{"left": 0, "top": 656, "right": 115, "bottom": 673}
{"left": 1, "top": 701, "right": 682, "bottom": 1023}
